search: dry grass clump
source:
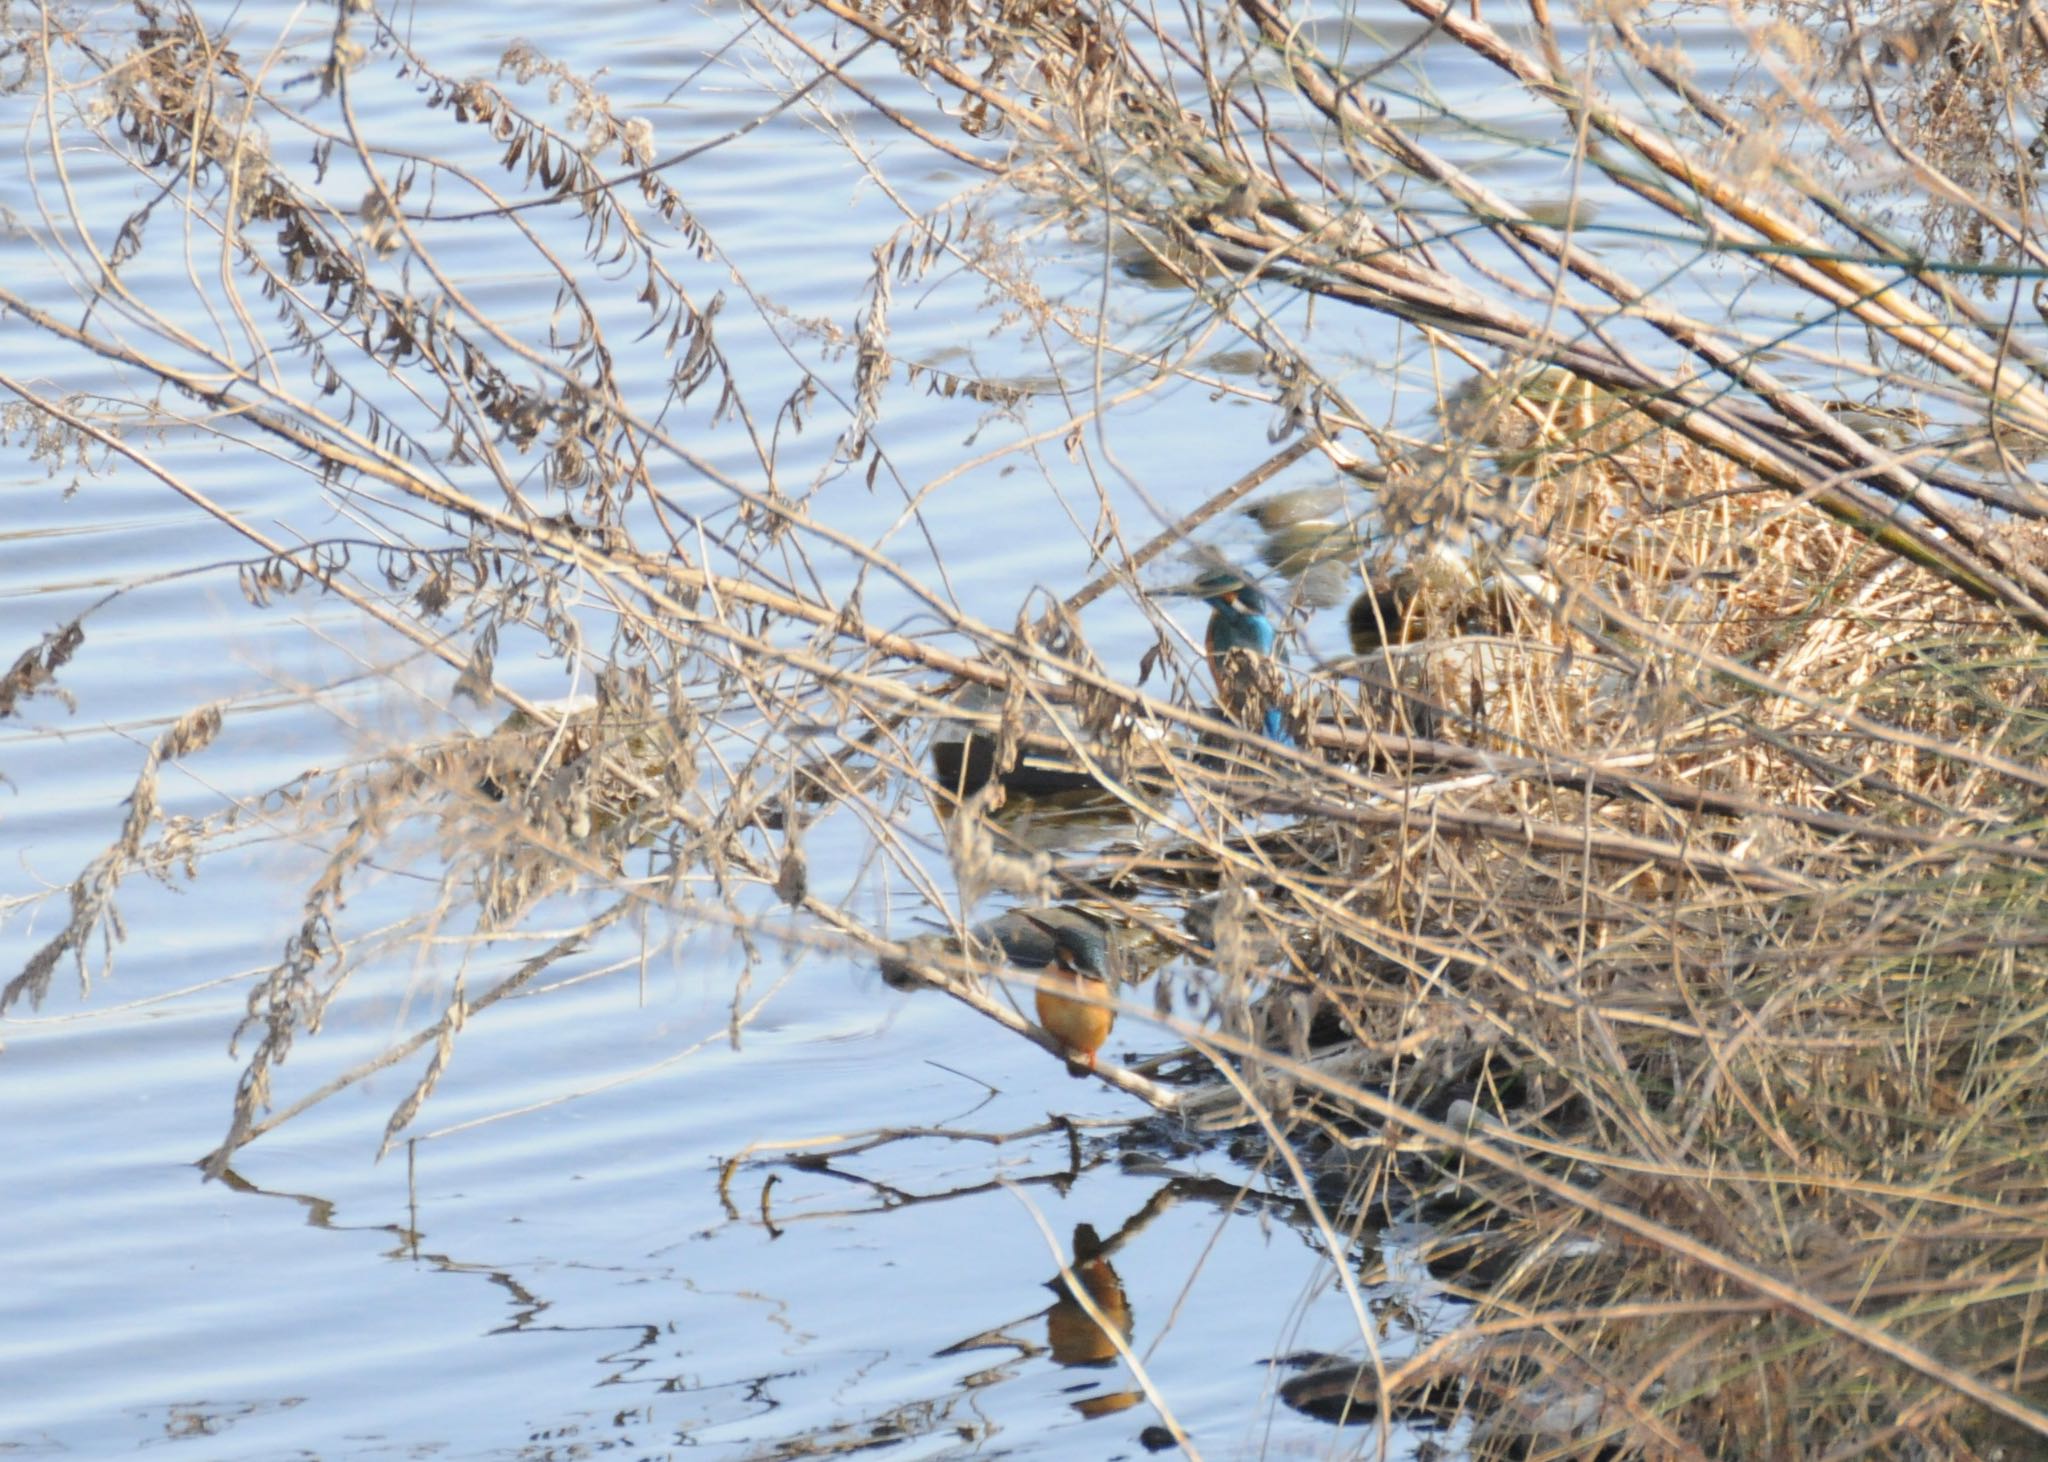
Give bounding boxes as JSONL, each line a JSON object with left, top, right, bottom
{"left": 1512, "top": 385, "right": 2044, "bottom": 791}
{"left": 1187, "top": 412, "right": 2048, "bottom": 1453}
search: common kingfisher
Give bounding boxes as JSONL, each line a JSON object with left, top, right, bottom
{"left": 1021, "top": 914, "right": 1117, "bottom": 1074}
{"left": 1347, "top": 561, "right": 1524, "bottom": 656}
{"left": 1346, "top": 579, "right": 1421, "bottom": 655}
{"left": 1194, "top": 568, "right": 1293, "bottom": 746}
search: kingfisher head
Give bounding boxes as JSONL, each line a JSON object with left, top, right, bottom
{"left": 1023, "top": 913, "right": 1111, "bottom": 980}
{"left": 1191, "top": 567, "right": 1273, "bottom": 621}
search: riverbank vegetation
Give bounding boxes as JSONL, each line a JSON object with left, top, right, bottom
{"left": 6, "top": 0, "right": 2048, "bottom": 1453}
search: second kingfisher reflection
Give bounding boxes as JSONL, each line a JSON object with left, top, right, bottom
{"left": 1193, "top": 567, "right": 1293, "bottom": 746}
{"left": 1046, "top": 1222, "right": 1134, "bottom": 1369}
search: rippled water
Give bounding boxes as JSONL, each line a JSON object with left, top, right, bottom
{"left": 0, "top": 0, "right": 1765, "bottom": 1455}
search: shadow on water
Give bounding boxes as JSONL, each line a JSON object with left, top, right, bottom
{"left": 203, "top": 1049, "right": 1430, "bottom": 1457}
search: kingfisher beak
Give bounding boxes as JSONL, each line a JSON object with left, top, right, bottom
{"left": 1161, "top": 575, "right": 1238, "bottom": 604}
{"left": 1019, "top": 911, "right": 1065, "bottom": 960}
{"left": 1020, "top": 912, "right": 1081, "bottom": 973}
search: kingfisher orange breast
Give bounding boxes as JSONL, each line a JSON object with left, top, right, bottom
{"left": 1035, "top": 971, "right": 1115, "bottom": 1067}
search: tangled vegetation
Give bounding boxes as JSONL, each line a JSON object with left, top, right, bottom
{"left": 6, "top": 0, "right": 2048, "bottom": 1454}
